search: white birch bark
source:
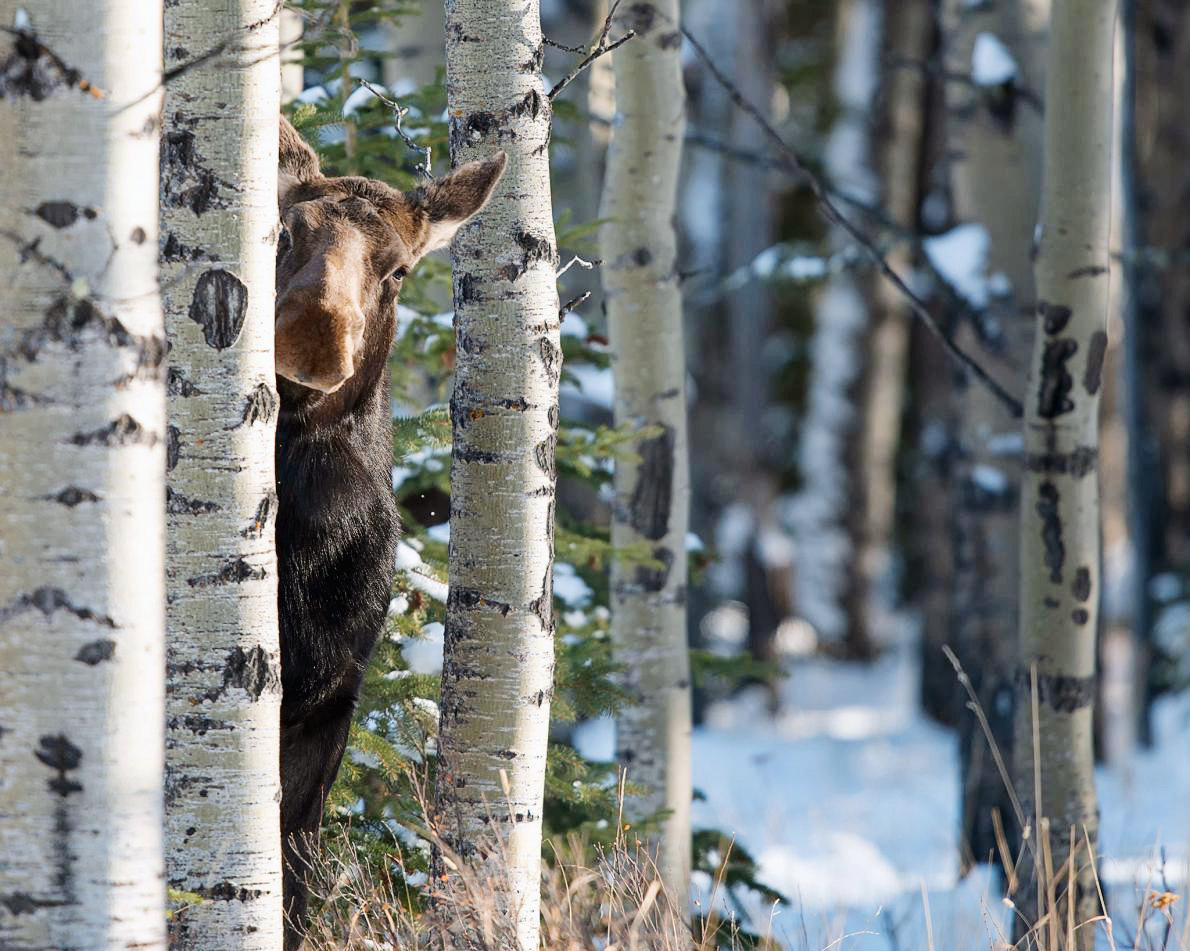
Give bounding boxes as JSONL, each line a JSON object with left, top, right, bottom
{"left": 161, "top": 5, "right": 284, "bottom": 948}
{"left": 788, "top": 0, "right": 880, "bottom": 650}
{"left": 432, "top": 2, "right": 560, "bottom": 948}
{"left": 0, "top": 3, "right": 166, "bottom": 948}
{"left": 599, "top": 0, "right": 692, "bottom": 910}
{"left": 941, "top": 0, "right": 1048, "bottom": 868}
{"left": 1013, "top": 0, "right": 1113, "bottom": 938}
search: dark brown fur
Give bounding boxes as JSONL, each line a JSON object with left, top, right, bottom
{"left": 274, "top": 116, "right": 504, "bottom": 948}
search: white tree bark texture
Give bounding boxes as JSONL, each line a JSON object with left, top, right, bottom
{"left": 0, "top": 2, "right": 167, "bottom": 948}
{"left": 942, "top": 0, "right": 1048, "bottom": 870}
{"left": 161, "top": 3, "right": 284, "bottom": 948}
{"left": 1013, "top": 0, "right": 1113, "bottom": 940}
{"left": 432, "top": 2, "right": 561, "bottom": 948}
{"left": 599, "top": 0, "right": 693, "bottom": 911}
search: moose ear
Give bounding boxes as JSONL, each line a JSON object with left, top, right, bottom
{"left": 279, "top": 115, "right": 321, "bottom": 183}
{"left": 410, "top": 152, "right": 508, "bottom": 255}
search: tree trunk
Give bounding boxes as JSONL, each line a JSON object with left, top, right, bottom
{"left": 432, "top": 2, "right": 561, "bottom": 948}
{"left": 843, "top": 0, "right": 931, "bottom": 658}
{"left": 599, "top": 0, "right": 692, "bottom": 909}
{"left": 789, "top": 0, "right": 881, "bottom": 654}
{"left": 1013, "top": 0, "right": 1113, "bottom": 940}
{"left": 281, "top": 7, "right": 304, "bottom": 103}
{"left": 0, "top": 3, "right": 166, "bottom": 948}
{"left": 941, "top": 0, "right": 1047, "bottom": 872}
{"left": 161, "top": 5, "right": 284, "bottom": 949}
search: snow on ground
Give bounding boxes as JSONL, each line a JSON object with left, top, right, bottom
{"left": 574, "top": 622, "right": 1190, "bottom": 948}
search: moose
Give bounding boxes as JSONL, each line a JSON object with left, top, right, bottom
{"left": 274, "top": 116, "right": 505, "bottom": 947}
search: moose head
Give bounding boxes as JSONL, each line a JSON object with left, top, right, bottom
{"left": 275, "top": 116, "right": 506, "bottom": 396}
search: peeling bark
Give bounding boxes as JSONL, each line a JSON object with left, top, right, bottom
{"left": 0, "top": 2, "right": 166, "bottom": 947}
{"left": 161, "top": 2, "right": 284, "bottom": 948}
{"left": 432, "top": 2, "right": 561, "bottom": 948}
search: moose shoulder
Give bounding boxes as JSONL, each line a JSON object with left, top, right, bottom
{"left": 273, "top": 115, "right": 504, "bottom": 948}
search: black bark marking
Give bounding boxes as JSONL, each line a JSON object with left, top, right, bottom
{"left": 534, "top": 434, "right": 557, "bottom": 479}
{"left": 1071, "top": 608, "right": 1089, "bottom": 625}
{"left": 656, "top": 30, "right": 682, "bottom": 49}
{"left": 241, "top": 491, "right": 276, "bottom": 538}
{"left": 629, "top": 427, "right": 675, "bottom": 540}
{"left": 161, "top": 231, "right": 210, "bottom": 262}
{"left": 1084, "top": 330, "right": 1107, "bottom": 395}
{"left": 68, "top": 413, "right": 156, "bottom": 448}
{"left": 186, "top": 557, "right": 266, "bottom": 588}
{"left": 161, "top": 128, "right": 230, "bottom": 216}
{"left": 167, "top": 366, "right": 202, "bottom": 397}
{"left": 456, "top": 444, "right": 510, "bottom": 465}
{"left": 17, "top": 296, "right": 165, "bottom": 379}
{"left": 189, "top": 881, "right": 263, "bottom": 902}
{"left": 0, "top": 26, "right": 90, "bottom": 100}
{"left": 34, "top": 734, "right": 82, "bottom": 796}
{"left": 1037, "top": 338, "right": 1077, "bottom": 418}
{"left": 537, "top": 336, "right": 560, "bottom": 385}
{"left": 1067, "top": 265, "right": 1107, "bottom": 279}
{"left": 1016, "top": 668, "right": 1095, "bottom": 712}
{"left": 635, "top": 545, "right": 674, "bottom": 592}
{"left": 167, "top": 424, "right": 181, "bottom": 471}
{"left": 0, "top": 587, "right": 116, "bottom": 627}
{"left": 1072, "top": 567, "right": 1092, "bottom": 602}
{"left": 189, "top": 269, "right": 247, "bottom": 350}
{"left": 204, "top": 645, "right": 279, "bottom": 701}
{"left": 1036, "top": 481, "right": 1064, "bottom": 584}
{"left": 458, "top": 272, "right": 484, "bottom": 304}
{"left": 622, "top": 2, "right": 658, "bottom": 33}
{"left": 1039, "top": 302, "right": 1072, "bottom": 335}
{"left": 166, "top": 486, "right": 219, "bottom": 515}
{"left": 34, "top": 201, "right": 81, "bottom": 228}
{"left": 130, "top": 226, "right": 146, "bottom": 244}
{"left": 45, "top": 486, "right": 100, "bottom": 506}
{"left": 167, "top": 714, "right": 234, "bottom": 736}
{"left": 1044, "top": 597, "right": 1060, "bottom": 609}
{"left": 1024, "top": 447, "right": 1097, "bottom": 478}
{"left": 235, "top": 382, "right": 277, "bottom": 427}
{"left": 74, "top": 639, "right": 115, "bottom": 665}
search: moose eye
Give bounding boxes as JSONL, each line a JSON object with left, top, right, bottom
{"left": 391, "top": 266, "right": 408, "bottom": 282}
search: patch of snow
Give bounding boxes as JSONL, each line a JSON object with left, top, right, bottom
{"left": 394, "top": 542, "right": 423, "bottom": 571}
{"left": 13, "top": 8, "right": 29, "bottom": 29}
{"left": 1151, "top": 572, "right": 1183, "bottom": 603}
{"left": 561, "top": 364, "right": 614, "bottom": 410}
{"left": 553, "top": 562, "right": 593, "bottom": 606}
{"left": 785, "top": 256, "right": 830, "bottom": 281}
{"left": 560, "top": 310, "right": 588, "bottom": 339}
{"left": 924, "top": 224, "right": 991, "bottom": 309}
{"left": 426, "top": 522, "right": 450, "bottom": 544}
{"left": 401, "top": 622, "right": 444, "bottom": 675}
{"left": 970, "top": 464, "right": 1008, "bottom": 495}
{"left": 296, "top": 84, "right": 329, "bottom": 105}
{"left": 571, "top": 715, "right": 615, "bottom": 763}
{"left": 342, "top": 83, "right": 376, "bottom": 117}
{"left": 972, "top": 33, "right": 1018, "bottom": 86}
{"left": 686, "top": 531, "right": 705, "bottom": 553}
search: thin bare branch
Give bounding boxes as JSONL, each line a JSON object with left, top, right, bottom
{"left": 679, "top": 24, "right": 1025, "bottom": 418}
{"left": 357, "top": 80, "right": 433, "bottom": 180}
{"left": 548, "top": 1, "right": 636, "bottom": 101}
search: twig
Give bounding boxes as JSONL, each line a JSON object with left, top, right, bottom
{"left": 556, "top": 254, "right": 600, "bottom": 279}
{"left": 548, "top": 0, "right": 636, "bottom": 101}
{"left": 559, "top": 292, "right": 591, "bottom": 318}
{"left": 357, "top": 80, "right": 433, "bottom": 180}
{"left": 679, "top": 24, "right": 1024, "bottom": 418}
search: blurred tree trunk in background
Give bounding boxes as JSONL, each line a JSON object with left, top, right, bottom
{"left": 789, "top": 0, "right": 881, "bottom": 657}
{"left": 1013, "top": 0, "right": 1112, "bottom": 937}
{"left": 0, "top": 2, "right": 166, "bottom": 947}
{"left": 161, "top": 5, "right": 285, "bottom": 948}
{"left": 941, "top": 0, "right": 1047, "bottom": 871}
{"left": 842, "top": 0, "right": 931, "bottom": 657}
{"left": 281, "top": 6, "right": 304, "bottom": 103}
{"left": 600, "top": 0, "right": 692, "bottom": 908}
{"left": 432, "top": 2, "right": 560, "bottom": 947}
{"left": 382, "top": 0, "right": 444, "bottom": 91}
{"left": 1134, "top": 0, "right": 1190, "bottom": 731}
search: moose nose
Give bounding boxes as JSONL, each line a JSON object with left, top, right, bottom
{"left": 275, "top": 284, "right": 366, "bottom": 393}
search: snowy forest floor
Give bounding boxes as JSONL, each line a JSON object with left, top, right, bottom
{"left": 575, "top": 621, "right": 1190, "bottom": 949}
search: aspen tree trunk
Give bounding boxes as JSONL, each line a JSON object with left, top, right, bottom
{"left": 0, "top": 3, "right": 166, "bottom": 948}
{"left": 599, "top": 0, "right": 692, "bottom": 909}
{"left": 1013, "top": 0, "right": 1113, "bottom": 939}
{"left": 843, "top": 0, "right": 931, "bottom": 657}
{"left": 941, "top": 0, "right": 1047, "bottom": 870}
{"left": 789, "top": 0, "right": 881, "bottom": 652}
{"left": 161, "top": 5, "right": 284, "bottom": 948}
{"left": 432, "top": 2, "right": 561, "bottom": 947}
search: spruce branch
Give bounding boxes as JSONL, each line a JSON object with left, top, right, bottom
{"left": 679, "top": 24, "right": 1025, "bottom": 418}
